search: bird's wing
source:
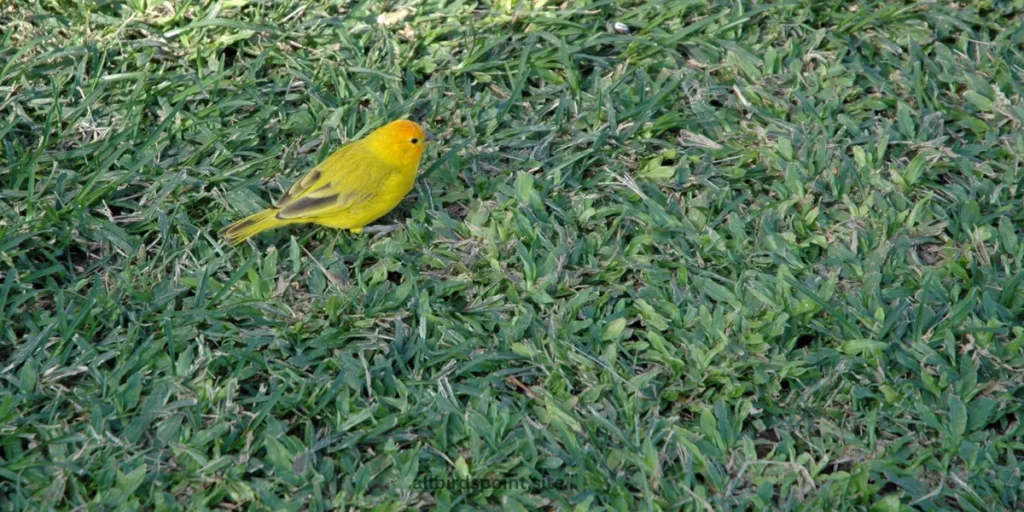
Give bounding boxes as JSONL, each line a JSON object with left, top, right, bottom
{"left": 274, "top": 142, "right": 391, "bottom": 221}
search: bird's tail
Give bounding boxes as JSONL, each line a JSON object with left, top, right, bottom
{"left": 219, "top": 209, "right": 287, "bottom": 245}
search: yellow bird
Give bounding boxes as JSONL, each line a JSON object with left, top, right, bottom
{"left": 220, "top": 119, "right": 434, "bottom": 245}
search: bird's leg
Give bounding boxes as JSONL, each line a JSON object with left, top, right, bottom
{"left": 360, "top": 224, "right": 402, "bottom": 235}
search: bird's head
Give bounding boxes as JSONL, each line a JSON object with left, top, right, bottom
{"left": 366, "top": 119, "right": 435, "bottom": 170}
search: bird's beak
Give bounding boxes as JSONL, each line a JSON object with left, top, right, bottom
{"left": 425, "top": 132, "right": 437, "bottom": 143}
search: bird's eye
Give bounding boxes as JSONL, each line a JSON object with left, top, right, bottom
{"left": 411, "top": 138, "right": 419, "bottom": 144}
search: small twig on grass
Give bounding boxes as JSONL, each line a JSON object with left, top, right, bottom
{"left": 300, "top": 243, "right": 346, "bottom": 291}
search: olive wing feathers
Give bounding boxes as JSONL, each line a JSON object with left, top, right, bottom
{"left": 273, "top": 142, "right": 391, "bottom": 221}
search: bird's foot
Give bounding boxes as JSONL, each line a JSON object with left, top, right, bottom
{"left": 358, "top": 224, "right": 402, "bottom": 235}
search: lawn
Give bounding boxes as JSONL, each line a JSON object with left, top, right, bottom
{"left": 2, "top": 0, "right": 1024, "bottom": 510}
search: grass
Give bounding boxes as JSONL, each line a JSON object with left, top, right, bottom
{"left": 2, "top": 0, "right": 1024, "bottom": 510}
